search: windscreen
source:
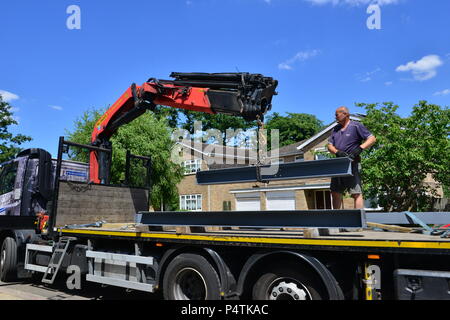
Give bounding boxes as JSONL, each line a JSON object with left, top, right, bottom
{"left": 0, "top": 160, "right": 21, "bottom": 216}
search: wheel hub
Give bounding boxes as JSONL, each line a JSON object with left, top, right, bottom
{"left": 269, "top": 280, "right": 308, "bottom": 300}
{"left": 173, "top": 267, "right": 208, "bottom": 300}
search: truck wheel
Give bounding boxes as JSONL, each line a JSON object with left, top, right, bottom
{"left": 0, "top": 237, "right": 18, "bottom": 282}
{"left": 252, "top": 265, "right": 325, "bottom": 300}
{"left": 163, "top": 253, "right": 221, "bottom": 300}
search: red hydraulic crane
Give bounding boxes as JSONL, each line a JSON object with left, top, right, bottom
{"left": 90, "top": 72, "right": 278, "bottom": 184}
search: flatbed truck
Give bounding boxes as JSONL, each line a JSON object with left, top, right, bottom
{"left": 1, "top": 138, "right": 449, "bottom": 301}
{"left": 1, "top": 72, "right": 449, "bottom": 300}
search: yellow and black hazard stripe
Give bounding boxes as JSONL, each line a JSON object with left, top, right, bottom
{"left": 58, "top": 228, "right": 450, "bottom": 252}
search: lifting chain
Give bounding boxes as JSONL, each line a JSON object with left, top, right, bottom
{"left": 255, "top": 115, "right": 268, "bottom": 184}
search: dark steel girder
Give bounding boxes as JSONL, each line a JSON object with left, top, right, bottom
{"left": 196, "top": 158, "right": 354, "bottom": 185}
{"left": 135, "top": 210, "right": 366, "bottom": 229}
{"left": 366, "top": 212, "right": 450, "bottom": 225}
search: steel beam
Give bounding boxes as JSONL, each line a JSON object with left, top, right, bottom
{"left": 366, "top": 212, "right": 450, "bottom": 225}
{"left": 135, "top": 209, "right": 366, "bottom": 229}
{"left": 196, "top": 158, "right": 353, "bottom": 185}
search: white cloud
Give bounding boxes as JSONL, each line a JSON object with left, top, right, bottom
{"left": 0, "top": 90, "right": 20, "bottom": 102}
{"left": 357, "top": 67, "right": 381, "bottom": 82}
{"left": 396, "top": 55, "right": 443, "bottom": 81}
{"left": 278, "top": 63, "right": 293, "bottom": 70}
{"left": 50, "top": 105, "right": 63, "bottom": 111}
{"left": 304, "top": 0, "right": 400, "bottom": 6}
{"left": 278, "top": 49, "right": 320, "bottom": 70}
{"left": 433, "top": 89, "right": 450, "bottom": 96}
{"left": 384, "top": 81, "right": 393, "bottom": 86}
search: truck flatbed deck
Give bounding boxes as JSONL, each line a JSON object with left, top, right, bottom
{"left": 57, "top": 223, "right": 450, "bottom": 255}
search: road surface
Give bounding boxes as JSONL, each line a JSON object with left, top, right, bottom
{"left": 0, "top": 278, "right": 162, "bottom": 300}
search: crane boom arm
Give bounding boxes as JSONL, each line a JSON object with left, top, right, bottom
{"left": 90, "top": 72, "right": 278, "bottom": 184}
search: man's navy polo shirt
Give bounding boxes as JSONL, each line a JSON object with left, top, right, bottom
{"left": 328, "top": 121, "right": 373, "bottom": 155}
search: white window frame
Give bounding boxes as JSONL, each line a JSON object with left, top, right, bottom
{"left": 183, "top": 159, "right": 202, "bottom": 175}
{"left": 180, "top": 194, "right": 202, "bottom": 211}
{"left": 295, "top": 155, "right": 304, "bottom": 162}
{"left": 314, "top": 147, "right": 331, "bottom": 161}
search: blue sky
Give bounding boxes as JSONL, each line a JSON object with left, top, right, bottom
{"left": 1, "top": 0, "right": 449, "bottom": 156}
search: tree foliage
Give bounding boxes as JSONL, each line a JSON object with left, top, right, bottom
{"left": 180, "top": 110, "right": 256, "bottom": 145}
{"left": 0, "top": 95, "right": 32, "bottom": 163}
{"left": 66, "top": 108, "right": 184, "bottom": 211}
{"left": 358, "top": 101, "right": 450, "bottom": 212}
{"left": 264, "top": 112, "right": 324, "bottom": 148}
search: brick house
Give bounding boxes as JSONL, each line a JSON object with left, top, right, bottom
{"left": 176, "top": 114, "right": 445, "bottom": 212}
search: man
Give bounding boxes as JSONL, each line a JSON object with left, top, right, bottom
{"left": 328, "top": 106, "right": 377, "bottom": 209}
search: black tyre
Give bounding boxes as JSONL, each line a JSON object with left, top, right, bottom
{"left": 163, "top": 253, "right": 221, "bottom": 300}
{"left": 0, "top": 237, "right": 18, "bottom": 282}
{"left": 252, "top": 265, "right": 325, "bottom": 300}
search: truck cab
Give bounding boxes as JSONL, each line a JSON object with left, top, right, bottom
{"left": 0, "top": 148, "right": 88, "bottom": 281}
{"left": 0, "top": 149, "right": 53, "bottom": 218}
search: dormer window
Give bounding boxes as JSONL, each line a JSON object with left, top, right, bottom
{"left": 183, "top": 159, "right": 202, "bottom": 175}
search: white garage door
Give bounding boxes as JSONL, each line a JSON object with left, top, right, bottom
{"left": 235, "top": 192, "right": 261, "bottom": 211}
{"left": 266, "top": 191, "right": 296, "bottom": 211}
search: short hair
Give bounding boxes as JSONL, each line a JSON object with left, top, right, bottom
{"left": 337, "top": 106, "right": 350, "bottom": 114}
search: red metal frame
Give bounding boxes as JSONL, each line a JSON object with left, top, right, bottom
{"left": 89, "top": 82, "right": 215, "bottom": 183}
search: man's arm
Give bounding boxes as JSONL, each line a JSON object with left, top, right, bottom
{"left": 361, "top": 135, "right": 377, "bottom": 150}
{"left": 328, "top": 144, "right": 348, "bottom": 157}
{"left": 328, "top": 143, "right": 338, "bottom": 155}
{"left": 356, "top": 122, "right": 377, "bottom": 151}
{"left": 348, "top": 135, "right": 377, "bottom": 159}
{"left": 329, "top": 134, "right": 377, "bottom": 159}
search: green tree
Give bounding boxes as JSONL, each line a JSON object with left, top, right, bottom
{"left": 153, "top": 105, "right": 181, "bottom": 128}
{"left": 66, "top": 108, "right": 184, "bottom": 211}
{"left": 264, "top": 112, "right": 324, "bottom": 149}
{"left": 358, "top": 101, "right": 450, "bottom": 212}
{"left": 0, "top": 95, "right": 32, "bottom": 163}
